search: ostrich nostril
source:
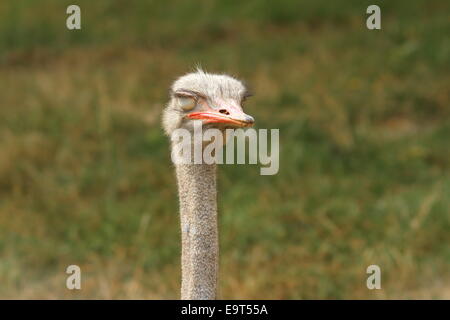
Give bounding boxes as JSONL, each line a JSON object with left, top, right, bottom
{"left": 219, "top": 109, "right": 230, "bottom": 115}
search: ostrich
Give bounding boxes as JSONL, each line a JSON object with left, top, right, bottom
{"left": 162, "top": 70, "right": 254, "bottom": 299}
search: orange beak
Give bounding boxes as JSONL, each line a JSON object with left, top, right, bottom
{"left": 187, "top": 110, "right": 254, "bottom": 128}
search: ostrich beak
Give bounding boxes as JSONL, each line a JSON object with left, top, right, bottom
{"left": 187, "top": 106, "right": 255, "bottom": 128}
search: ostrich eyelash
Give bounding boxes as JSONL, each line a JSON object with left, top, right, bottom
{"left": 174, "top": 89, "right": 206, "bottom": 100}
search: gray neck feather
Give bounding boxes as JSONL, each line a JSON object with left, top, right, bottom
{"left": 175, "top": 163, "right": 218, "bottom": 300}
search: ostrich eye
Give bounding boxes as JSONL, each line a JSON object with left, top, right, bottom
{"left": 178, "top": 96, "right": 196, "bottom": 111}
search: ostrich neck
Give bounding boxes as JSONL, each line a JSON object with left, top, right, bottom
{"left": 175, "top": 163, "right": 218, "bottom": 300}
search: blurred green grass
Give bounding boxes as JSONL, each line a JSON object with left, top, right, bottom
{"left": 0, "top": 0, "right": 449, "bottom": 298}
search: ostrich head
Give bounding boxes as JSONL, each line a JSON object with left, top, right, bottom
{"left": 162, "top": 70, "right": 254, "bottom": 137}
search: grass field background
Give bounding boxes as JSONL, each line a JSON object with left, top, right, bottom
{"left": 0, "top": 0, "right": 449, "bottom": 299}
